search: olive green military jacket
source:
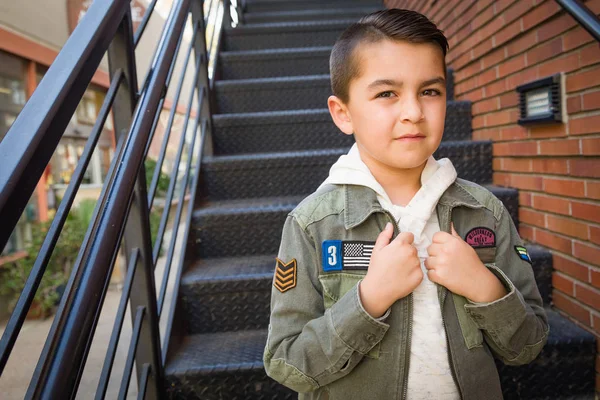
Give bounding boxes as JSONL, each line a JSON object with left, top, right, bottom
{"left": 263, "top": 179, "right": 549, "bottom": 400}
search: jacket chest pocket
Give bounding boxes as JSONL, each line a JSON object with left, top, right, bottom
{"left": 318, "top": 273, "right": 381, "bottom": 359}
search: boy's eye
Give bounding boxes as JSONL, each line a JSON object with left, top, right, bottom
{"left": 376, "top": 91, "right": 395, "bottom": 98}
{"left": 422, "top": 89, "right": 442, "bottom": 96}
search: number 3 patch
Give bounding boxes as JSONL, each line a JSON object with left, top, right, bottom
{"left": 322, "top": 240, "right": 342, "bottom": 272}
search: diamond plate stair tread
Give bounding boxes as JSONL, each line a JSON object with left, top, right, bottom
{"left": 182, "top": 255, "right": 275, "bottom": 286}
{"left": 166, "top": 329, "right": 268, "bottom": 375}
{"left": 194, "top": 195, "right": 303, "bottom": 216}
{"left": 244, "top": 0, "right": 382, "bottom": 13}
{"left": 166, "top": 308, "right": 594, "bottom": 397}
{"left": 243, "top": 7, "right": 381, "bottom": 24}
{"left": 211, "top": 104, "right": 469, "bottom": 154}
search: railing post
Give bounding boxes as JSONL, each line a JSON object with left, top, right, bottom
{"left": 191, "top": 0, "right": 215, "bottom": 157}
{"left": 106, "top": 7, "right": 164, "bottom": 399}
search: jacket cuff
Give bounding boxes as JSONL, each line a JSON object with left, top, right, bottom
{"left": 464, "top": 265, "right": 527, "bottom": 331}
{"left": 329, "top": 283, "right": 390, "bottom": 354}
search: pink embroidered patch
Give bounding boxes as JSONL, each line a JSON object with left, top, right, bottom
{"left": 465, "top": 227, "right": 496, "bottom": 248}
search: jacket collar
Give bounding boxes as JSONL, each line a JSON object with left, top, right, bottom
{"left": 343, "top": 181, "right": 482, "bottom": 230}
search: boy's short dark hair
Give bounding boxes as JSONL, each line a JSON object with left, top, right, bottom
{"left": 330, "top": 9, "right": 449, "bottom": 104}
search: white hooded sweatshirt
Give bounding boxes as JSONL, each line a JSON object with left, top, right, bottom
{"left": 318, "top": 143, "right": 460, "bottom": 399}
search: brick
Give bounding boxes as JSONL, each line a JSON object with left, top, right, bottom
{"left": 473, "top": 39, "right": 494, "bottom": 60}
{"left": 531, "top": 158, "right": 570, "bottom": 174}
{"left": 500, "top": 125, "right": 529, "bottom": 140}
{"left": 576, "top": 283, "right": 600, "bottom": 309}
{"left": 502, "top": 157, "right": 533, "bottom": 172}
{"left": 498, "top": 55, "right": 526, "bottom": 77}
{"left": 582, "top": 90, "right": 600, "bottom": 111}
{"left": 591, "top": 226, "right": 600, "bottom": 246}
{"left": 553, "top": 291, "right": 591, "bottom": 325}
{"left": 502, "top": 0, "right": 534, "bottom": 24}
{"left": 537, "top": 14, "right": 577, "bottom": 42}
{"left": 487, "top": 109, "right": 516, "bottom": 126}
{"left": 472, "top": 115, "right": 485, "bottom": 129}
{"left": 543, "top": 177, "right": 587, "bottom": 197}
{"left": 506, "top": 66, "right": 539, "bottom": 90}
{"left": 451, "top": 51, "right": 474, "bottom": 71}
{"left": 499, "top": 91, "right": 519, "bottom": 108}
{"left": 554, "top": 272, "right": 575, "bottom": 295}
{"left": 511, "top": 174, "right": 544, "bottom": 190}
{"left": 582, "top": 138, "right": 600, "bottom": 155}
{"left": 533, "top": 193, "right": 571, "bottom": 214}
{"left": 547, "top": 214, "right": 589, "bottom": 239}
{"left": 456, "top": 61, "right": 483, "bottom": 83}
{"left": 572, "top": 201, "right": 600, "bottom": 223}
{"left": 520, "top": 208, "right": 546, "bottom": 227}
{"left": 581, "top": 43, "right": 600, "bottom": 68}
{"left": 459, "top": 88, "right": 485, "bottom": 102}
{"left": 594, "top": 313, "right": 600, "bottom": 335}
{"left": 481, "top": 48, "right": 506, "bottom": 69}
{"left": 494, "top": 20, "right": 523, "bottom": 47}
{"left": 567, "top": 95, "right": 583, "bottom": 114}
{"left": 471, "top": 5, "right": 495, "bottom": 31}
{"left": 588, "top": 181, "right": 600, "bottom": 200}
{"left": 520, "top": 191, "right": 533, "bottom": 207}
{"left": 493, "top": 158, "right": 502, "bottom": 171}
{"left": 478, "top": 67, "right": 499, "bottom": 87}
{"left": 494, "top": 172, "right": 512, "bottom": 187}
{"left": 527, "top": 37, "right": 564, "bottom": 65}
{"left": 473, "top": 127, "right": 501, "bottom": 141}
{"left": 473, "top": 97, "right": 499, "bottom": 114}
{"left": 567, "top": 66, "right": 600, "bottom": 93}
{"left": 538, "top": 52, "right": 580, "bottom": 77}
{"left": 493, "top": 141, "right": 538, "bottom": 156}
{"left": 570, "top": 158, "right": 600, "bottom": 178}
{"left": 538, "top": 228, "right": 573, "bottom": 253}
{"left": 554, "top": 253, "right": 590, "bottom": 282}
{"left": 520, "top": 224, "right": 535, "bottom": 240}
{"left": 574, "top": 241, "right": 600, "bottom": 266}
{"left": 569, "top": 115, "right": 600, "bottom": 135}
{"left": 481, "top": 15, "right": 507, "bottom": 42}
{"left": 538, "top": 139, "right": 581, "bottom": 155}
{"left": 484, "top": 79, "right": 508, "bottom": 97}
{"left": 530, "top": 124, "right": 568, "bottom": 139}
{"left": 506, "top": 30, "right": 538, "bottom": 57}
{"left": 564, "top": 26, "right": 595, "bottom": 52}
{"left": 522, "top": 0, "right": 562, "bottom": 31}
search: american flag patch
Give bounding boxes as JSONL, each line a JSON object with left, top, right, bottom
{"left": 342, "top": 241, "right": 375, "bottom": 270}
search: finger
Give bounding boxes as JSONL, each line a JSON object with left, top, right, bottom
{"left": 427, "top": 269, "right": 440, "bottom": 284}
{"left": 432, "top": 231, "right": 450, "bottom": 244}
{"left": 451, "top": 223, "right": 461, "bottom": 238}
{"left": 394, "top": 231, "right": 414, "bottom": 245}
{"left": 374, "top": 222, "right": 394, "bottom": 251}
{"left": 427, "top": 243, "right": 440, "bottom": 257}
{"left": 424, "top": 257, "right": 436, "bottom": 270}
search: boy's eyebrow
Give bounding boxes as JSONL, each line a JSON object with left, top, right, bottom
{"left": 367, "top": 77, "right": 446, "bottom": 90}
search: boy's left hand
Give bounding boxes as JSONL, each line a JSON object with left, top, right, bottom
{"left": 425, "top": 224, "right": 508, "bottom": 303}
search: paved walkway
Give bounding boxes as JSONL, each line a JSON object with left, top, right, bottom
{"left": 0, "top": 226, "right": 182, "bottom": 399}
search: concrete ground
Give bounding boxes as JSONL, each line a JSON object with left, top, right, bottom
{"left": 0, "top": 226, "right": 182, "bottom": 399}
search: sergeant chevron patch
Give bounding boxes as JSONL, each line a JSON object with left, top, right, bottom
{"left": 274, "top": 258, "right": 297, "bottom": 293}
{"left": 514, "top": 246, "right": 532, "bottom": 264}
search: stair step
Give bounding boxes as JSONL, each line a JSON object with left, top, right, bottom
{"left": 244, "top": 0, "right": 383, "bottom": 13}
{"left": 243, "top": 7, "right": 381, "bottom": 24}
{"left": 528, "top": 245, "right": 552, "bottom": 305}
{"left": 165, "top": 329, "right": 295, "bottom": 399}
{"left": 192, "top": 186, "right": 518, "bottom": 259}
{"left": 180, "top": 255, "right": 274, "bottom": 334}
{"left": 212, "top": 101, "right": 469, "bottom": 154}
{"left": 223, "top": 20, "right": 355, "bottom": 51}
{"left": 201, "top": 142, "right": 493, "bottom": 201}
{"left": 165, "top": 308, "right": 595, "bottom": 399}
{"left": 218, "top": 48, "right": 454, "bottom": 98}
{"left": 215, "top": 74, "right": 330, "bottom": 113}
{"left": 496, "top": 308, "right": 596, "bottom": 399}
{"left": 215, "top": 73, "right": 456, "bottom": 114}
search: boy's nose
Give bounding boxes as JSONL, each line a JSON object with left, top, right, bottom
{"left": 399, "top": 96, "right": 425, "bottom": 123}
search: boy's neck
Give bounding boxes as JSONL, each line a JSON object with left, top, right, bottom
{"left": 359, "top": 152, "right": 427, "bottom": 207}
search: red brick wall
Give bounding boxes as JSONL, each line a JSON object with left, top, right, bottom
{"left": 386, "top": 0, "right": 600, "bottom": 390}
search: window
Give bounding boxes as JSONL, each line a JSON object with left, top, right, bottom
{"left": 0, "top": 51, "right": 26, "bottom": 144}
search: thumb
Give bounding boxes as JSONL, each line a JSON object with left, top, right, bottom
{"left": 451, "top": 223, "right": 460, "bottom": 238}
{"left": 374, "top": 222, "right": 394, "bottom": 251}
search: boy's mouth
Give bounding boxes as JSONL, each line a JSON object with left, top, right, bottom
{"left": 395, "top": 133, "right": 425, "bottom": 141}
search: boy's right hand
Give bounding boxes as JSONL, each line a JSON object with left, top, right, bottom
{"left": 359, "top": 222, "right": 423, "bottom": 318}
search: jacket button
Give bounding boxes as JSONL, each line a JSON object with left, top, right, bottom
{"left": 365, "top": 333, "right": 376, "bottom": 342}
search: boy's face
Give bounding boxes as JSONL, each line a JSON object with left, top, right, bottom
{"left": 328, "top": 39, "right": 446, "bottom": 173}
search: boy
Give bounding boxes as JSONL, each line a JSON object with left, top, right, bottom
{"left": 263, "top": 9, "right": 548, "bottom": 400}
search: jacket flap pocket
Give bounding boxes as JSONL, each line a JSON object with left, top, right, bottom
{"left": 319, "top": 273, "right": 364, "bottom": 306}
{"left": 474, "top": 246, "right": 496, "bottom": 264}
{"left": 452, "top": 293, "right": 483, "bottom": 349}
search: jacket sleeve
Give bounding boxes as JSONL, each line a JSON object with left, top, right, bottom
{"left": 464, "top": 202, "right": 549, "bottom": 365}
{"left": 263, "top": 215, "right": 390, "bottom": 392}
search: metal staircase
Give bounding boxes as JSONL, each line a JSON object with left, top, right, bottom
{"left": 163, "top": 1, "right": 596, "bottom": 399}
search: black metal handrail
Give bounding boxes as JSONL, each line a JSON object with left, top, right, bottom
{"left": 0, "top": 0, "right": 236, "bottom": 397}
{"left": 555, "top": 0, "right": 600, "bottom": 42}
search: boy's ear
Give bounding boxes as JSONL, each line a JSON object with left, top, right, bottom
{"left": 327, "top": 95, "right": 354, "bottom": 136}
